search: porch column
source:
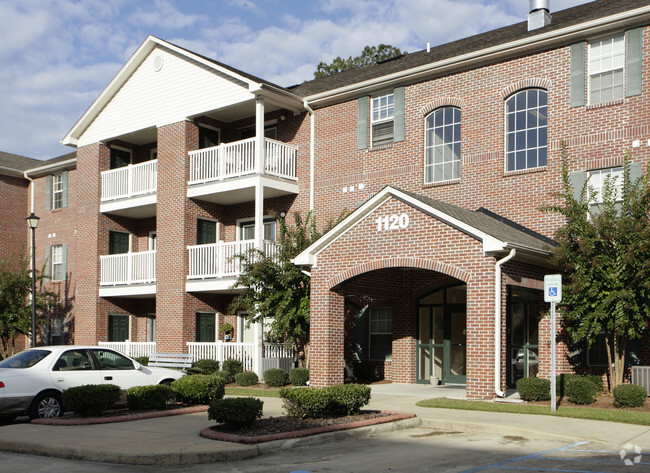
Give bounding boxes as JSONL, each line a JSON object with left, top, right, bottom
{"left": 254, "top": 183, "right": 264, "bottom": 251}
{"left": 255, "top": 97, "right": 265, "bottom": 174}
{"left": 310, "top": 281, "right": 345, "bottom": 387}
{"left": 253, "top": 318, "right": 263, "bottom": 377}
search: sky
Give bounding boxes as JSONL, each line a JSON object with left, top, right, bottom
{"left": 0, "top": 0, "right": 591, "bottom": 160}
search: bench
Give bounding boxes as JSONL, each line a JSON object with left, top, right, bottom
{"left": 148, "top": 353, "right": 194, "bottom": 371}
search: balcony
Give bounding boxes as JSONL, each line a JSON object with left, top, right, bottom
{"left": 100, "top": 160, "right": 157, "bottom": 218}
{"left": 186, "top": 240, "right": 279, "bottom": 293}
{"left": 187, "top": 138, "right": 299, "bottom": 205}
{"left": 99, "top": 250, "right": 156, "bottom": 298}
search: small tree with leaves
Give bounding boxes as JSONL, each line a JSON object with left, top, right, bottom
{"left": 314, "top": 44, "right": 406, "bottom": 78}
{"left": 0, "top": 255, "right": 57, "bottom": 358}
{"left": 230, "top": 211, "right": 345, "bottom": 364}
{"left": 545, "top": 147, "right": 650, "bottom": 389}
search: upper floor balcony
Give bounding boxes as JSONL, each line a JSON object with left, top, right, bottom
{"left": 99, "top": 250, "right": 156, "bottom": 298}
{"left": 187, "top": 138, "right": 299, "bottom": 205}
{"left": 100, "top": 160, "right": 157, "bottom": 218}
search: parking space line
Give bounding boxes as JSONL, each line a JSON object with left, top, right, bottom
{"left": 542, "top": 456, "right": 650, "bottom": 466}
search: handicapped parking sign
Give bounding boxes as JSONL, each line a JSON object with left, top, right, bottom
{"left": 544, "top": 274, "right": 562, "bottom": 303}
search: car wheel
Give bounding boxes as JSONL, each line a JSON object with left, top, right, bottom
{"left": 160, "top": 379, "right": 174, "bottom": 386}
{"left": 28, "top": 391, "right": 63, "bottom": 420}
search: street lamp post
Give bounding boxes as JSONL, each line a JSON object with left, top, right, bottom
{"left": 26, "top": 213, "right": 39, "bottom": 348}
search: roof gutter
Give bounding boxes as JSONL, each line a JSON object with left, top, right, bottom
{"left": 303, "top": 6, "right": 650, "bottom": 106}
{"left": 0, "top": 166, "right": 25, "bottom": 178}
{"left": 24, "top": 158, "right": 76, "bottom": 178}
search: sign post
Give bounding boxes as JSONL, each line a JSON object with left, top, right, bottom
{"left": 544, "top": 274, "right": 562, "bottom": 412}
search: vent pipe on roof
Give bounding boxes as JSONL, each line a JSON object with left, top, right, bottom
{"left": 528, "top": 0, "right": 551, "bottom": 31}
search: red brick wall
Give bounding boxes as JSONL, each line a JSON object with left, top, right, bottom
{"left": 0, "top": 174, "right": 29, "bottom": 269}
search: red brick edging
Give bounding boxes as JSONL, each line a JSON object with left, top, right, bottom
{"left": 200, "top": 411, "right": 416, "bottom": 444}
{"left": 31, "top": 405, "right": 209, "bottom": 425}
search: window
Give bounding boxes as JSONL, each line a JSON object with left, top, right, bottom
{"left": 196, "top": 312, "right": 216, "bottom": 342}
{"left": 371, "top": 93, "right": 394, "bottom": 147}
{"left": 51, "top": 245, "right": 64, "bottom": 281}
{"left": 239, "top": 219, "right": 276, "bottom": 241}
{"left": 46, "top": 171, "right": 67, "bottom": 210}
{"left": 589, "top": 35, "right": 625, "bottom": 105}
{"left": 110, "top": 147, "right": 131, "bottom": 169}
{"left": 52, "top": 174, "right": 64, "bottom": 209}
{"left": 147, "top": 315, "right": 156, "bottom": 343}
{"left": 199, "top": 126, "right": 220, "bottom": 149}
{"left": 108, "top": 315, "right": 129, "bottom": 342}
{"left": 587, "top": 332, "right": 608, "bottom": 366}
{"left": 370, "top": 307, "right": 392, "bottom": 361}
{"left": 425, "top": 107, "right": 461, "bottom": 183}
{"left": 587, "top": 167, "right": 623, "bottom": 215}
{"left": 237, "top": 124, "right": 277, "bottom": 140}
{"left": 505, "top": 89, "right": 547, "bottom": 172}
{"left": 148, "top": 231, "right": 157, "bottom": 251}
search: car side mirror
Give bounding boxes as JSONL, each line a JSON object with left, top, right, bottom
{"left": 133, "top": 362, "right": 143, "bottom": 370}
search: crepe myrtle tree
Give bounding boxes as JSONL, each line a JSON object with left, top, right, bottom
{"left": 544, "top": 146, "right": 650, "bottom": 388}
{"left": 230, "top": 211, "right": 346, "bottom": 366}
{"left": 314, "top": 44, "right": 406, "bottom": 78}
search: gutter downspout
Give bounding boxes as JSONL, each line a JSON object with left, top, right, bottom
{"left": 494, "top": 248, "right": 516, "bottom": 398}
{"left": 23, "top": 170, "right": 35, "bottom": 214}
{"left": 303, "top": 100, "right": 315, "bottom": 211}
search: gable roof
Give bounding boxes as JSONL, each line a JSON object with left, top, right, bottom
{"left": 0, "top": 151, "right": 42, "bottom": 174}
{"left": 294, "top": 186, "right": 554, "bottom": 267}
{"left": 291, "top": 0, "right": 650, "bottom": 103}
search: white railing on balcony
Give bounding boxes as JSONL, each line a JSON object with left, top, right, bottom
{"left": 187, "top": 342, "right": 256, "bottom": 371}
{"left": 98, "top": 341, "right": 157, "bottom": 358}
{"left": 188, "top": 138, "right": 297, "bottom": 185}
{"left": 187, "top": 239, "right": 279, "bottom": 279}
{"left": 100, "top": 250, "right": 156, "bottom": 286}
{"left": 101, "top": 160, "right": 157, "bottom": 202}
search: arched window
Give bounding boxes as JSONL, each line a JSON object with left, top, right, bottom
{"left": 505, "top": 89, "right": 547, "bottom": 172}
{"left": 425, "top": 107, "right": 461, "bottom": 183}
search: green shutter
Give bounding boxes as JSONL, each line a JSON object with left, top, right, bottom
{"left": 61, "top": 244, "right": 68, "bottom": 279}
{"left": 569, "top": 42, "right": 586, "bottom": 108}
{"left": 61, "top": 171, "right": 68, "bottom": 208}
{"left": 630, "top": 162, "right": 642, "bottom": 184}
{"left": 44, "top": 246, "right": 51, "bottom": 281}
{"left": 357, "top": 96, "right": 369, "bottom": 150}
{"left": 45, "top": 175, "right": 52, "bottom": 211}
{"left": 626, "top": 28, "right": 643, "bottom": 97}
{"left": 569, "top": 171, "right": 585, "bottom": 202}
{"left": 393, "top": 86, "right": 405, "bottom": 142}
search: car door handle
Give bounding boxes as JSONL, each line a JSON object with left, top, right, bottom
{"left": 104, "top": 376, "right": 113, "bottom": 381}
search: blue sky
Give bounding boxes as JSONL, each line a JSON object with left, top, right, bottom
{"left": 0, "top": 0, "right": 590, "bottom": 160}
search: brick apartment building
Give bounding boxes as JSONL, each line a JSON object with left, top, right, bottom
{"left": 3, "top": 0, "right": 650, "bottom": 398}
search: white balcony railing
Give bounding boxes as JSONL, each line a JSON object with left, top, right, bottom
{"left": 188, "top": 138, "right": 297, "bottom": 185}
{"left": 101, "top": 160, "right": 158, "bottom": 202}
{"left": 100, "top": 250, "right": 156, "bottom": 286}
{"left": 98, "top": 341, "right": 157, "bottom": 358}
{"left": 187, "top": 239, "right": 278, "bottom": 279}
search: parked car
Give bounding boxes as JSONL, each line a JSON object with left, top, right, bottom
{"left": 0, "top": 346, "right": 184, "bottom": 420}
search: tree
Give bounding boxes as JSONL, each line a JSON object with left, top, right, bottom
{"left": 230, "top": 211, "right": 345, "bottom": 364}
{"left": 314, "top": 44, "right": 406, "bottom": 78}
{"left": 545, "top": 147, "right": 650, "bottom": 389}
{"left": 0, "top": 255, "right": 57, "bottom": 358}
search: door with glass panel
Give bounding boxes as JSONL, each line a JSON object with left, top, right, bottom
{"left": 417, "top": 285, "right": 467, "bottom": 384}
{"left": 506, "top": 288, "right": 541, "bottom": 387}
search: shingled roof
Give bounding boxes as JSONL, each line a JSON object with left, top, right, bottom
{"left": 0, "top": 151, "right": 42, "bottom": 173}
{"left": 290, "top": 0, "right": 650, "bottom": 98}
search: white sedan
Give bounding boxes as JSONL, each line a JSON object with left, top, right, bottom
{"left": 0, "top": 346, "right": 184, "bottom": 420}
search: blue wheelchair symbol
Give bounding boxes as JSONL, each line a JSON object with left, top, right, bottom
{"left": 548, "top": 287, "right": 558, "bottom": 297}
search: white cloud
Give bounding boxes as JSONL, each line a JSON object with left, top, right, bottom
{"left": 128, "top": 0, "right": 202, "bottom": 29}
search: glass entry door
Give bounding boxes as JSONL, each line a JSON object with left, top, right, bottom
{"left": 507, "top": 288, "right": 542, "bottom": 387}
{"left": 417, "top": 285, "right": 467, "bottom": 385}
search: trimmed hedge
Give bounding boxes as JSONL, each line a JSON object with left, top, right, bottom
{"left": 235, "top": 371, "right": 259, "bottom": 387}
{"left": 126, "top": 385, "right": 176, "bottom": 410}
{"left": 289, "top": 368, "right": 309, "bottom": 386}
{"left": 566, "top": 376, "right": 596, "bottom": 405}
{"left": 191, "top": 359, "right": 220, "bottom": 375}
{"left": 279, "top": 383, "right": 371, "bottom": 418}
{"left": 264, "top": 368, "right": 289, "bottom": 387}
{"left": 133, "top": 356, "right": 149, "bottom": 366}
{"left": 62, "top": 384, "right": 121, "bottom": 417}
{"left": 556, "top": 374, "right": 603, "bottom": 396}
{"left": 516, "top": 377, "right": 550, "bottom": 401}
{"left": 171, "top": 374, "right": 225, "bottom": 405}
{"left": 208, "top": 397, "right": 264, "bottom": 430}
{"left": 213, "top": 370, "right": 235, "bottom": 384}
{"left": 613, "top": 384, "right": 647, "bottom": 408}
{"left": 223, "top": 358, "right": 244, "bottom": 377}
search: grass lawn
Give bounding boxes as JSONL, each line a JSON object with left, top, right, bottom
{"left": 416, "top": 398, "right": 650, "bottom": 426}
{"left": 225, "top": 387, "right": 281, "bottom": 398}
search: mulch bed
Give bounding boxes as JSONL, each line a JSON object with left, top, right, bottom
{"left": 31, "top": 404, "right": 208, "bottom": 425}
{"left": 200, "top": 410, "right": 415, "bottom": 444}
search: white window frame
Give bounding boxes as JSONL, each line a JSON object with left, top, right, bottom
{"left": 587, "top": 167, "right": 624, "bottom": 205}
{"left": 237, "top": 216, "right": 276, "bottom": 242}
{"left": 588, "top": 34, "right": 625, "bottom": 105}
{"left": 424, "top": 107, "right": 461, "bottom": 183}
{"left": 51, "top": 245, "right": 64, "bottom": 281}
{"left": 505, "top": 89, "right": 548, "bottom": 172}
{"left": 146, "top": 314, "right": 156, "bottom": 343}
{"left": 198, "top": 124, "right": 221, "bottom": 149}
{"left": 371, "top": 92, "right": 395, "bottom": 147}
{"left": 369, "top": 307, "right": 393, "bottom": 361}
{"left": 148, "top": 231, "right": 157, "bottom": 251}
{"left": 52, "top": 173, "right": 64, "bottom": 210}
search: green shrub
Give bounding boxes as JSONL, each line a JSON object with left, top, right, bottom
{"left": 235, "top": 371, "right": 259, "bottom": 387}
{"left": 192, "top": 359, "right": 220, "bottom": 375}
{"left": 516, "top": 377, "right": 551, "bottom": 401}
{"left": 280, "top": 383, "right": 371, "bottom": 418}
{"left": 556, "top": 374, "right": 603, "bottom": 395}
{"left": 208, "top": 397, "right": 264, "bottom": 430}
{"left": 352, "top": 362, "right": 379, "bottom": 381}
{"left": 213, "top": 370, "right": 235, "bottom": 384}
{"left": 289, "top": 368, "right": 309, "bottom": 386}
{"left": 126, "top": 385, "right": 175, "bottom": 410}
{"left": 62, "top": 384, "right": 121, "bottom": 417}
{"left": 171, "top": 374, "right": 225, "bottom": 405}
{"left": 264, "top": 368, "right": 289, "bottom": 387}
{"left": 613, "top": 384, "right": 647, "bottom": 408}
{"left": 223, "top": 358, "right": 244, "bottom": 377}
{"left": 566, "top": 376, "right": 597, "bottom": 405}
{"left": 133, "top": 356, "right": 149, "bottom": 366}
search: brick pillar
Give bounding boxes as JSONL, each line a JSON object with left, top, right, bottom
{"left": 309, "top": 274, "right": 345, "bottom": 387}
{"left": 156, "top": 120, "right": 199, "bottom": 353}
{"left": 390, "top": 296, "right": 417, "bottom": 383}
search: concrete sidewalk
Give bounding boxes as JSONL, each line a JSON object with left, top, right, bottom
{"left": 0, "top": 384, "right": 648, "bottom": 465}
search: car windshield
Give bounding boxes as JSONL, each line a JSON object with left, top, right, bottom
{"left": 0, "top": 349, "right": 52, "bottom": 368}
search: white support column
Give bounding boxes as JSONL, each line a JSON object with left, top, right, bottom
{"left": 253, "top": 317, "right": 264, "bottom": 378}
{"left": 255, "top": 97, "right": 265, "bottom": 174}
{"left": 254, "top": 183, "right": 264, "bottom": 251}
